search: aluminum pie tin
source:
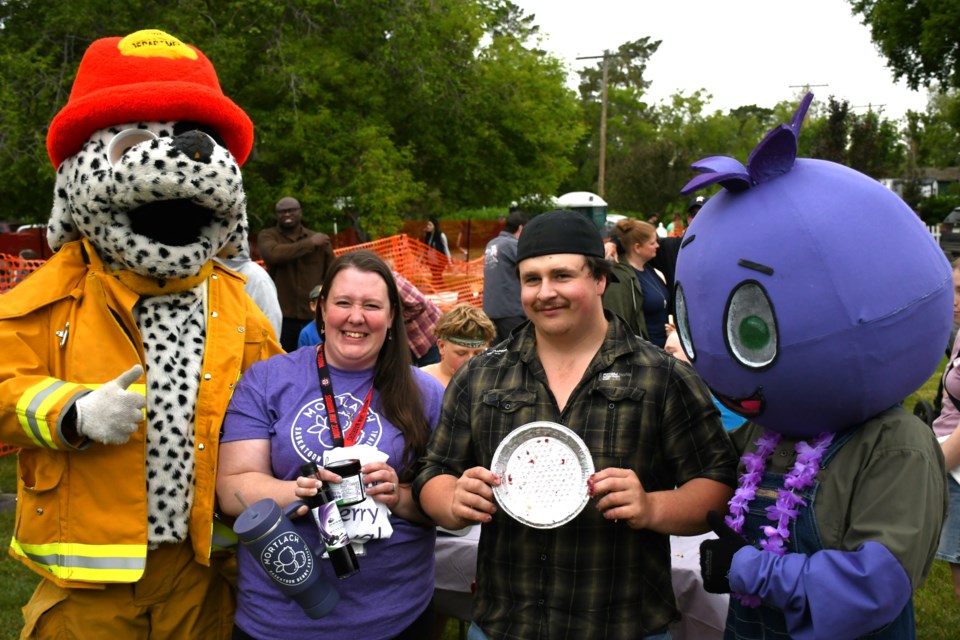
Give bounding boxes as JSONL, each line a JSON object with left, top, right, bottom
{"left": 490, "top": 421, "right": 595, "bottom": 529}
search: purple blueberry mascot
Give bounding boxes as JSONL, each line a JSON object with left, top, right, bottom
{"left": 682, "top": 94, "right": 950, "bottom": 639}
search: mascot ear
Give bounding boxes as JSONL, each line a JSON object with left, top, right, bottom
{"left": 47, "top": 168, "right": 80, "bottom": 252}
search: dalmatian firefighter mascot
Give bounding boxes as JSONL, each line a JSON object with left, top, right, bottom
{"left": 0, "top": 30, "right": 282, "bottom": 638}
{"left": 681, "top": 93, "right": 950, "bottom": 639}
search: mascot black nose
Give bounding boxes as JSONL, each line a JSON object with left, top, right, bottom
{"left": 173, "top": 130, "right": 215, "bottom": 164}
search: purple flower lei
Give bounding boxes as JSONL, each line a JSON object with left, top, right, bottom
{"left": 725, "top": 430, "right": 834, "bottom": 607}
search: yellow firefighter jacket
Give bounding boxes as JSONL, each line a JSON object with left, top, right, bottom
{"left": 0, "top": 239, "right": 283, "bottom": 587}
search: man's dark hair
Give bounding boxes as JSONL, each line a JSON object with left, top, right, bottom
{"left": 585, "top": 255, "right": 612, "bottom": 282}
{"left": 505, "top": 210, "right": 530, "bottom": 233}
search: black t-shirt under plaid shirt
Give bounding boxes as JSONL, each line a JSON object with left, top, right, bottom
{"left": 413, "top": 313, "right": 738, "bottom": 640}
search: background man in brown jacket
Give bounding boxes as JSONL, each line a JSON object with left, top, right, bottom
{"left": 258, "top": 196, "right": 336, "bottom": 351}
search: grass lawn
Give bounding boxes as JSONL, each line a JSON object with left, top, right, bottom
{"left": 0, "top": 361, "right": 957, "bottom": 638}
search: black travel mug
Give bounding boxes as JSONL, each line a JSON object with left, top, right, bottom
{"left": 233, "top": 497, "right": 340, "bottom": 618}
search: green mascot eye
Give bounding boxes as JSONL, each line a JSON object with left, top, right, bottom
{"left": 726, "top": 283, "right": 778, "bottom": 368}
{"left": 739, "top": 316, "right": 771, "bottom": 351}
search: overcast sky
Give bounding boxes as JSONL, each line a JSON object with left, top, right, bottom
{"left": 512, "top": 0, "right": 930, "bottom": 120}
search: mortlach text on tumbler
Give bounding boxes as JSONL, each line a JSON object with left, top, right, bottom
{"left": 233, "top": 497, "right": 339, "bottom": 618}
{"left": 300, "top": 462, "right": 361, "bottom": 579}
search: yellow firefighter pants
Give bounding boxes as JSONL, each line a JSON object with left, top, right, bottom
{"left": 20, "top": 539, "right": 236, "bottom": 640}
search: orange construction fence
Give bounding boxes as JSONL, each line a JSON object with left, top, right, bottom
{"left": 0, "top": 235, "right": 486, "bottom": 457}
{"left": 0, "top": 254, "right": 45, "bottom": 293}
{"left": 1, "top": 234, "right": 486, "bottom": 309}
{"left": 333, "top": 234, "right": 485, "bottom": 312}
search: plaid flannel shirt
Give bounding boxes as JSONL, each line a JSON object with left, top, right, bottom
{"left": 393, "top": 271, "right": 441, "bottom": 359}
{"left": 414, "top": 313, "right": 738, "bottom": 640}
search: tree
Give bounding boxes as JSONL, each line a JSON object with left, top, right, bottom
{"left": 849, "top": 0, "right": 960, "bottom": 91}
{"left": 905, "top": 91, "right": 960, "bottom": 168}
{"left": 805, "top": 96, "right": 850, "bottom": 163}
{"left": 848, "top": 109, "right": 905, "bottom": 178}
{"left": 0, "top": 0, "right": 583, "bottom": 237}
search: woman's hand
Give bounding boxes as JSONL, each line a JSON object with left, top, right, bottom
{"left": 362, "top": 461, "right": 402, "bottom": 510}
{"left": 290, "top": 464, "right": 349, "bottom": 518}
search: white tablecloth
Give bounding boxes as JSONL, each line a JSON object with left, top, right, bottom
{"left": 434, "top": 525, "right": 481, "bottom": 622}
{"left": 435, "top": 525, "right": 481, "bottom": 592}
{"left": 433, "top": 526, "right": 729, "bottom": 639}
{"left": 668, "top": 533, "right": 728, "bottom": 640}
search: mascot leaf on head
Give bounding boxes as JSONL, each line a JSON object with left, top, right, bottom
{"left": 682, "top": 94, "right": 950, "bottom": 640}
{"left": 0, "top": 29, "right": 282, "bottom": 638}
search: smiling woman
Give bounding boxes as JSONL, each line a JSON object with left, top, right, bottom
{"left": 216, "top": 249, "right": 447, "bottom": 640}
{"left": 321, "top": 265, "right": 395, "bottom": 371}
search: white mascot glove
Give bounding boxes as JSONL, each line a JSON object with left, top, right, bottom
{"left": 75, "top": 364, "right": 146, "bottom": 445}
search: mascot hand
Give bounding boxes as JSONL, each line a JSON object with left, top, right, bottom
{"left": 76, "top": 365, "right": 146, "bottom": 445}
{"left": 700, "top": 510, "right": 750, "bottom": 594}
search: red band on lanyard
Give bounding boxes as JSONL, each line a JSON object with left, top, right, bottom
{"left": 316, "top": 344, "right": 374, "bottom": 447}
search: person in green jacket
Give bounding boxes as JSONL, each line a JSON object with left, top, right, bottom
{"left": 602, "top": 218, "right": 670, "bottom": 344}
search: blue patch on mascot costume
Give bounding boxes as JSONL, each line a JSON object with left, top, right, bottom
{"left": 685, "top": 94, "right": 950, "bottom": 640}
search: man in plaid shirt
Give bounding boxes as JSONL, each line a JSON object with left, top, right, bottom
{"left": 393, "top": 270, "right": 442, "bottom": 365}
{"left": 414, "top": 210, "right": 737, "bottom": 640}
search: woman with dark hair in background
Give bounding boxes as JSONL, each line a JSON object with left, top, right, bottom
{"left": 217, "top": 250, "right": 445, "bottom": 640}
{"left": 423, "top": 217, "right": 451, "bottom": 290}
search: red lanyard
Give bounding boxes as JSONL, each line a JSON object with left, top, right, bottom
{"left": 315, "top": 344, "right": 374, "bottom": 447}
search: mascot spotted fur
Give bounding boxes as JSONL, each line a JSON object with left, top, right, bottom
{"left": 684, "top": 94, "right": 950, "bottom": 640}
{"left": 0, "top": 30, "right": 281, "bottom": 638}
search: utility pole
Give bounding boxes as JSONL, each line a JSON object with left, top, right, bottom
{"left": 578, "top": 51, "right": 615, "bottom": 198}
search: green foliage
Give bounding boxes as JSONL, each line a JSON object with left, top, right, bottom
{"left": 807, "top": 96, "right": 850, "bottom": 163}
{"left": 0, "top": 2, "right": 957, "bottom": 234}
{"left": 449, "top": 206, "right": 506, "bottom": 221}
{"left": 917, "top": 194, "right": 960, "bottom": 224}
{"left": 0, "top": 0, "right": 583, "bottom": 235}
{"left": 905, "top": 91, "right": 960, "bottom": 169}
{"left": 850, "top": 0, "right": 960, "bottom": 91}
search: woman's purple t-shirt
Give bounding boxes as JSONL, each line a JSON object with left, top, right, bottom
{"left": 222, "top": 346, "right": 445, "bottom": 640}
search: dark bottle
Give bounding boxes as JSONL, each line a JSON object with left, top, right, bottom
{"left": 300, "top": 462, "right": 360, "bottom": 579}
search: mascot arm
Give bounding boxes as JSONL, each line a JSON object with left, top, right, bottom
{"left": 0, "top": 324, "right": 93, "bottom": 451}
{"left": 730, "top": 541, "right": 911, "bottom": 640}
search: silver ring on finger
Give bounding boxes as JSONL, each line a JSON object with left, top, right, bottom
{"left": 391, "top": 482, "right": 397, "bottom": 494}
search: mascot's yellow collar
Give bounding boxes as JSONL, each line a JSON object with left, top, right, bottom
{"left": 82, "top": 238, "right": 213, "bottom": 296}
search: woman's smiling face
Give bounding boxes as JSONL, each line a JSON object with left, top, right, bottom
{"left": 320, "top": 266, "right": 394, "bottom": 370}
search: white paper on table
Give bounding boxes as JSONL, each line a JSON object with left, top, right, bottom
{"left": 937, "top": 436, "right": 960, "bottom": 484}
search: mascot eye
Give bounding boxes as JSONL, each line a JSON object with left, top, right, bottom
{"left": 173, "top": 121, "right": 225, "bottom": 147}
{"left": 674, "top": 283, "right": 695, "bottom": 361}
{"left": 725, "top": 282, "right": 777, "bottom": 368}
{"left": 106, "top": 128, "right": 158, "bottom": 167}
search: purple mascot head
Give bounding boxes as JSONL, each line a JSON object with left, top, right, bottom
{"left": 675, "top": 93, "right": 953, "bottom": 438}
